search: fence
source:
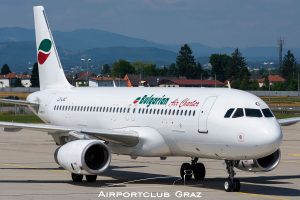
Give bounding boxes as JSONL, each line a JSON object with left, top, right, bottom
{"left": 247, "top": 91, "right": 300, "bottom": 97}
{"left": 0, "top": 87, "right": 39, "bottom": 93}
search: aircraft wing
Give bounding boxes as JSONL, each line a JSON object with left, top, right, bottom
{"left": 278, "top": 117, "right": 300, "bottom": 126}
{"left": 0, "top": 98, "right": 39, "bottom": 106}
{"left": 0, "top": 121, "right": 139, "bottom": 146}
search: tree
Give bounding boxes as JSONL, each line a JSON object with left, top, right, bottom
{"left": 132, "top": 61, "right": 156, "bottom": 77}
{"left": 230, "top": 48, "right": 247, "bottom": 80}
{"left": 281, "top": 50, "right": 297, "bottom": 80}
{"left": 101, "top": 64, "right": 111, "bottom": 75}
{"left": 30, "top": 62, "right": 40, "bottom": 87}
{"left": 166, "top": 63, "right": 178, "bottom": 77}
{"left": 111, "top": 59, "right": 135, "bottom": 78}
{"left": 210, "top": 54, "right": 232, "bottom": 82}
{"left": 12, "top": 78, "right": 23, "bottom": 87}
{"left": 176, "top": 44, "right": 197, "bottom": 78}
{"left": 1, "top": 64, "right": 11, "bottom": 75}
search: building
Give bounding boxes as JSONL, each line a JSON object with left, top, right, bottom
{"left": 159, "top": 79, "right": 225, "bottom": 87}
{"left": 124, "top": 74, "right": 181, "bottom": 87}
{"left": 0, "top": 73, "right": 31, "bottom": 88}
{"left": 89, "top": 77, "right": 127, "bottom": 87}
{"left": 19, "top": 74, "right": 32, "bottom": 87}
{"left": 257, "top": 75, "right": 285, "bottom": 88}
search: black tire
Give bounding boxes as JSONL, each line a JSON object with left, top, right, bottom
{"left": 71, "top": 173, "right": 83, "bottom": 182}
{"left": 86, "top": 175, "right": 97, "bottom": 182}
{"left": 180, "top": 163, "right": 192, "bottom": 180}
{"left": 193, "top": 163, "right": 206, "bottom": 180}
{"left": 224, "top": 179, "right": 233, "bottom": 192}
{"left": 232, "top": 179, "right": 240, "bottom": 192}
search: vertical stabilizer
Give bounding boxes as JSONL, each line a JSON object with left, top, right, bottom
{"left": 33, "top": 6, "right": 72, "bottom": 90}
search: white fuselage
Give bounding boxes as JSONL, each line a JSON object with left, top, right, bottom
{"left": 27, "top": 87, "right": 282, "bottom": 160}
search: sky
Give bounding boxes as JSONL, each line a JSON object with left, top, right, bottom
{"left": 0, "top": 0, "right": 299, "bottom": 48}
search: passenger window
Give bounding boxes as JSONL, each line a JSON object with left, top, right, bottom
{"left": 245, "top": 108, "right": 262, "bottom": 117}
{"left": 224, "top": 108, "right": 235, "bottom": 118}
{"left": 172, "top": 110, "right": 175, "bottom": 115}
{"left": 262, "top": 108, "right": 274, "bottom": 118}
{"left": 164, "top": 109, "right": 167, "bottom": 115}
{"left": 161, "top": 109, "right": 164, "bottom": 115}
{"left": 188, "top": 110, "right": 191, "bottom": 116}
{"left": 184, "top": 110, "right": 187, "bottom": 116}
{"left": 145, "top": 109, "right": 148, "bottom": 114}
{"left": 133, "top": 108, "right": 136, "bottom": 113}
{"left": 168, "top": 109, "right": 171, "bottom": 115}
{"left": 149, "top": 109, "right": 152, "bottom": 114}
{"left": 180, "top": 110, "right": 183, "bottom": 115}
{"left": 138, "top": 108, "right": 141, "bottom": 114}
{"left": 153, "top": 109, "right": 156, "bottom": 114}
{"left": 142, "top": 108, "right": 145, "bottom": 114}
{"left": 193, "top": 110, "right": 196, "bottom": 116}
{"left": 113, "top": 107, "right": 115, "bottom": 113}
{"left": 232, "top": 108, "right": 244, "bottom": 118}
{"left": 177, "top": 110, "right": 179, "bottom": 115}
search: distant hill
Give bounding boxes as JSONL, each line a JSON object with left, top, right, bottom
{"left": 0, "top": 27, "right": 299, "bottom": 72}
{"left": 0, "top": 41, "right": 176, "bottom": 72}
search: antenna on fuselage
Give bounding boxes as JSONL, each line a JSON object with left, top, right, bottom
{"left": 227, "top": 81, "right": 231, "bottom": 89}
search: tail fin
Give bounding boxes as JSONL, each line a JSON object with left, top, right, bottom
{"left": 33, "top": 6, "right": 72, "bottom": 90}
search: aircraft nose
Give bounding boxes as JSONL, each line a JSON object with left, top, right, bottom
{"left": 260, "top": 121, "right": 283, "bottom": 152}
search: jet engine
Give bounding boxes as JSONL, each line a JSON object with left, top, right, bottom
{"left": 54, "top": 140, "right": 111, "bottom": 175}
{"left": 235, "top": 149, "right": 281, "bottom": 172}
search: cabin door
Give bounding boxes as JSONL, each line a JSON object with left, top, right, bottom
{"left": 198, "top": 96, "right": 217, "bottom": 133}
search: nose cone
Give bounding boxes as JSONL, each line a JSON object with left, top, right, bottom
{"left": 258, "top": 120, "right": 283, "bottom": 156}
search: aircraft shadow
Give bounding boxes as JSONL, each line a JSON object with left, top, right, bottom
{"left": 0, "top": 165, "right": 299, "bottom": 197}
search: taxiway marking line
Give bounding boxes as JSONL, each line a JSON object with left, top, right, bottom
{"left": 0, "top": 163, "right": 66, "bottom": 173}
{"left": 239, "top": 192, "right": 290, "bottom": 200}
{"left": 288, "top": 154, "right": 300, "bottom": 157}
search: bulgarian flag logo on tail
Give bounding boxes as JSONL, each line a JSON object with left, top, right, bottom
{"left": 38, "top": 39, "right": 52, "bottom": 64}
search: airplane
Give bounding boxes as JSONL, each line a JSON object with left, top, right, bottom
{"left": 0, "top": 6, "right": 299, "bottom": 192}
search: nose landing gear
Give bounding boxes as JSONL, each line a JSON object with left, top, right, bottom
{"left": 224, "top": 160, "right": 240, "bottom": 192}
{"left": 180, "top": 158, "right": 206, "bottom": 181}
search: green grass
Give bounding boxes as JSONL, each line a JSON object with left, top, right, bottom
{"left": 274, "top": 113, "right": 300, "bottom": 119}
{"left": 0, "top": 113, "right": 43, "bottom": 123}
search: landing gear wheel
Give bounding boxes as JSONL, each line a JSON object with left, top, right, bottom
{"left": 224, "top": 179, "right": 233, "bottom": 192}
{"left": 71, "top": 173, "right": 83, "bottom": 182}
{"left": 180, "top": 163, "right": 192, "bottom": 180}
{"left": 86, "top": 175, "right": 97, "bottom": 182}
{"left": 192, "top": 163, "right": 206, "bottom": 180}
{"left": 224, "top": 160, "right": 241, "bottom": 192}
{"left": 224, "top": 178, "right": 240, "bottom": 192}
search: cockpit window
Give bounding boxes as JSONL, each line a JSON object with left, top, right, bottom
{"left": 232, "top": 108, "right": 244, "bottom": 118}
{"left": 245, "top": 108, "right": 263, "bottom": 117}
{"left": 224, "top": 108, "right": 235, "bottom": 118}
{"left": 262, "top": 108, "right": 274, "bottom": 118}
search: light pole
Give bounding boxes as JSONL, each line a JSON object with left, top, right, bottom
{"left": 81, "top": 58, "right": 91, "bottom": 86}
{"left": 263, "top": 61, "right": 274, "bottom": 103}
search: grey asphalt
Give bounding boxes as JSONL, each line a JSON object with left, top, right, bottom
{"left": 0, "top": 124, "right": 299, "bottom": 200}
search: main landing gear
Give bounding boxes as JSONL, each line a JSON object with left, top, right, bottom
{"left": 180, "top": 158, "right": 206, "bottom": 181}
{"left": 71, "top": 173, "right": 97, "bottom": 183}
{"left": 224, "top": 160, "right": 240, "bottom": 192}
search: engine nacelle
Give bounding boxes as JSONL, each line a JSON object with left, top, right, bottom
{"left": 235, "top": 149, "right": 281, "bottom": 172}
{"left": 54, "top": 140, "right": 111, "bottom": 175}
